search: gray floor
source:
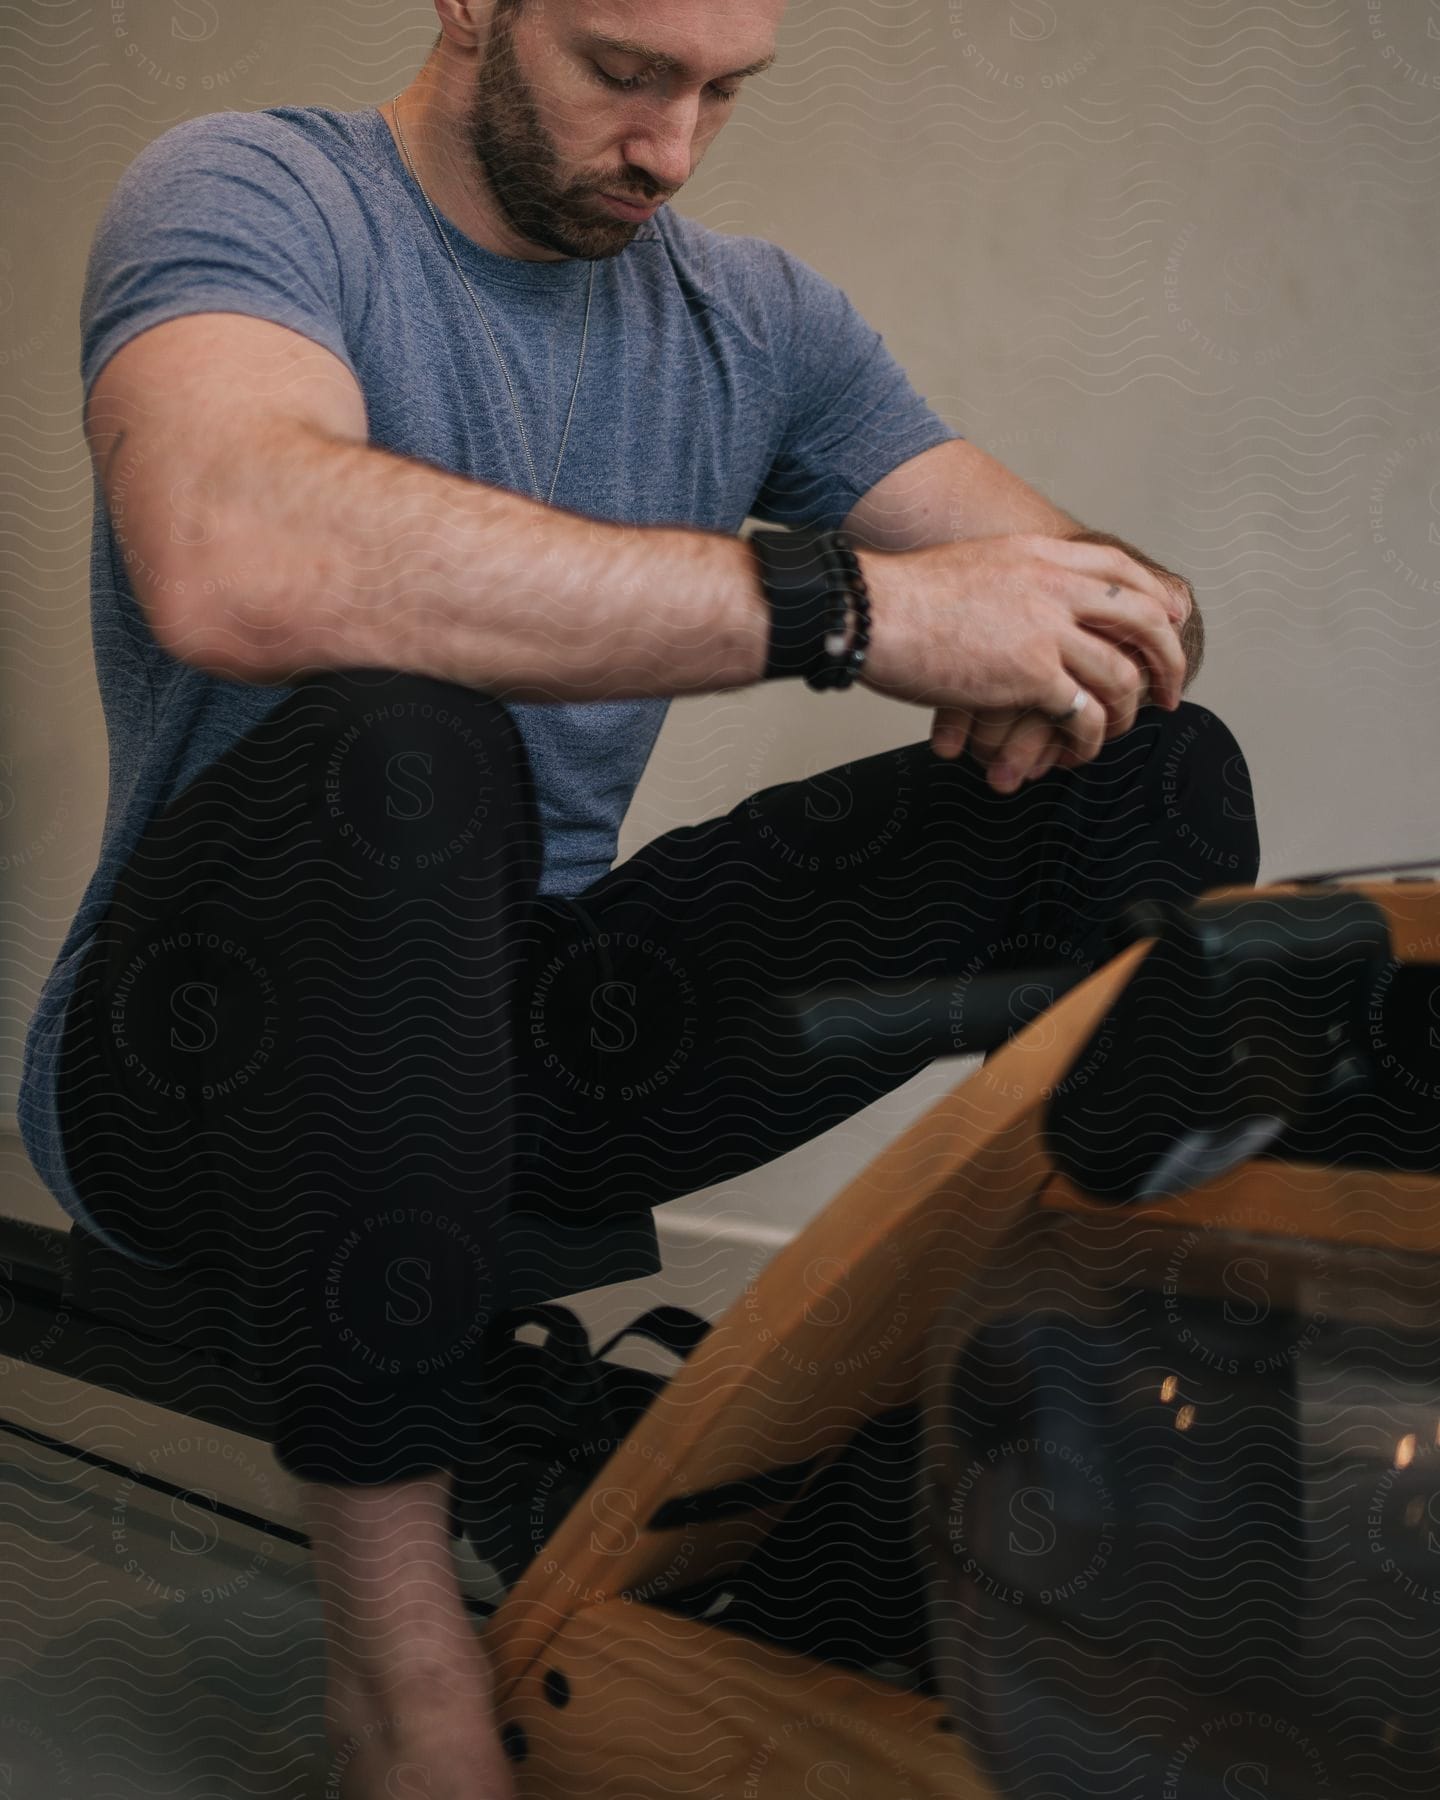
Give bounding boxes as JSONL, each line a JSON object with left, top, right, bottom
{"left": 0, "top": 1125, "right": 811, "bottom": 1795}
{"left": 0, "top": 1131, "right": 761, "bottom": 1797}
{"left": 0, "top": 1423, "right": 507, "bottom": 1799}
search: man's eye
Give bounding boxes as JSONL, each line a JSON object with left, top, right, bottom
{"left": 593, "top": 64, "right": 647, "bottom": 92}
{"left": 592, "top": 63, "right": 740, "bottom": 102}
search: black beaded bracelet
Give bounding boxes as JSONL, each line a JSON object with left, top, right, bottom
{"left": 750, "top": 525, "right": 872, "bottom": 691}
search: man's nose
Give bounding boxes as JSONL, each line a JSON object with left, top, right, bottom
{"left": 619, "top": 101, "right": 700, "bottom": 197}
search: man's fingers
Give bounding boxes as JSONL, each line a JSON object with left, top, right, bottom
{"left": 1069, "top": 581, "right": 1185, "bottom": 710}
{"left": 966, "top": 707, "right": 1024, "bottom": 764}
{"left": 1042, "top": 666, "right": 1108, "bottom": 766}
{"left": 930, "top": 705, "right": 973, "bottom": 760}
{"left": 1056, "top": 625, "right": 1158, "bottom": 740}
{"left": 985, "top": 710, "right": 1059, "bottom": 791}
{"left": 1043, "top": 535, "right": 1184, "bottom": 622}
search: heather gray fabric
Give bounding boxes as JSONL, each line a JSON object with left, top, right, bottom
{"left": 20, "top": 103, "right": 961, "bottom": 1244}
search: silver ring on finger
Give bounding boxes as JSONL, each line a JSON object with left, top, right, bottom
{"left": 1047, "top": 687, "right": 1091, "bottom": 727}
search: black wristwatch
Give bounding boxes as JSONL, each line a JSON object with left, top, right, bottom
{"left": 748, "top": 525, "right": 873, "bottom": 691}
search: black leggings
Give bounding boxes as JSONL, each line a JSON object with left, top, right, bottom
{"left": 56, "top": 671, "right": 1260, "bottom": 1486}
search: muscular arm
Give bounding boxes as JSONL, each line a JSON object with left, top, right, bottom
{"left": 89, "top": 314, "right": 772, "bottom": 698}
{"left": 844, "top": 437, "right": 1204, "bottom": 690}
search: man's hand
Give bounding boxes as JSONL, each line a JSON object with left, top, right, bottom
{"left": 857, "top": 532, "right": 1187, "bottom": 786}
{"left": 926, "top": 528, "right": 1204, "bottom": 793}
{"left": 1067, "top": 527, "right": 1202, "bottom": 684}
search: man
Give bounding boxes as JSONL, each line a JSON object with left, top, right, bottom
{"left": 20, "top": 2, "right": 1249, "bottom": 1795}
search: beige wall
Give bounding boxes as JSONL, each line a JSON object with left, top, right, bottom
{"left": 3, "top": 2, "right": 1436, "bottom": 1246}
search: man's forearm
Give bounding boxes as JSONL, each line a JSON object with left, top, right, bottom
{"left": 162, "top": 422, "right": 773, "bottom": 699}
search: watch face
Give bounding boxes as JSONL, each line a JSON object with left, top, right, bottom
{"left": 922, "top": 1289, "right": 1440, "bottom": 1800}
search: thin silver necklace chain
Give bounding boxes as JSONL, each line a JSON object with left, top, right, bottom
{"left": 390, "top": 95, "right": 596, "bottom": 508}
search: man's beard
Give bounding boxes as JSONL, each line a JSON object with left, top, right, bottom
{"left": 464, "top": 13, "right": 659, "bottom": 260}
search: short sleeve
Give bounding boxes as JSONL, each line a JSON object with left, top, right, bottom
{"left": 80, "top": 111, "right": 363, "bottom": 409}
{"left": 750, "top": 248, "right": 962, "bottom": 532}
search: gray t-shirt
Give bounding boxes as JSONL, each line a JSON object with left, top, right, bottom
{"left": 19, "top": 104, "right": 961, "bottom": 1246}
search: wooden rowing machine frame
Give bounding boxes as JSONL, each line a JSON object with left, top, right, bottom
{"left": 479, "top": 877, "right": 1440, "bottom": 1796}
